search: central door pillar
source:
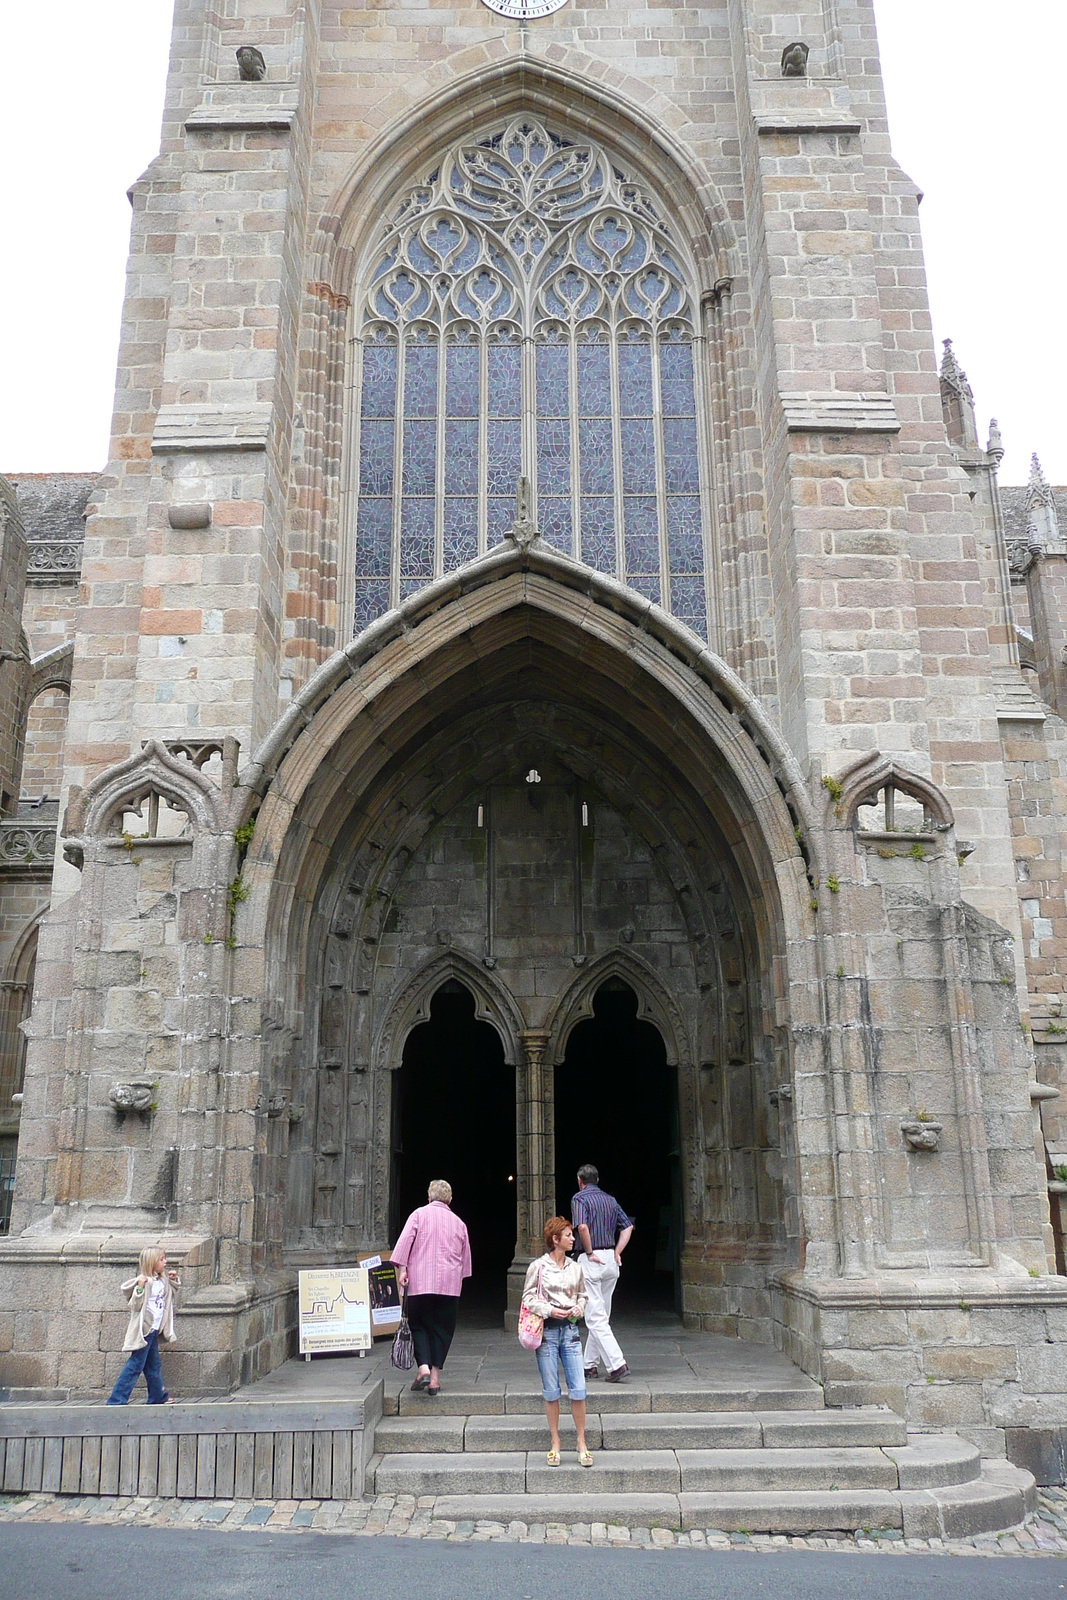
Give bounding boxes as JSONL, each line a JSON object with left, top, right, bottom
{"left": 506, "top": 1027, "right": 553, "bottom": 1326}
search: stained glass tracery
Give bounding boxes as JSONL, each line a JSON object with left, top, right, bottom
{"left": 352, "top": 117, "right": 709, "bottom": 638}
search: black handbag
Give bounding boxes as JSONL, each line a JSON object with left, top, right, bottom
{"left": 391, "top": 1293, "right": 415, "bottom": 1371}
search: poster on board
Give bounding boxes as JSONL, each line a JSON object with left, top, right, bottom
{"left": 297, "top": 1267, "right": 372, "bottom": 1355}
{"left": 356, "top": 1251, "right": 403, "bottom": 1337}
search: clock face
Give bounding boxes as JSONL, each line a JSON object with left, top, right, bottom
{"left": 480, "top": 0, "right": 569, "bottom": 16}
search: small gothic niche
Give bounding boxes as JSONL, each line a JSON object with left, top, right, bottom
{"left": 109, "top": 789, "right": 192, "bottom": 843}
{"left": 854, "top": 780, "right": 934, "bottom": 839}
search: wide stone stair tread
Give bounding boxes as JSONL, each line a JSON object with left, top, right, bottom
{"left": 758, "top": 1407, "right": 907, "bottom": 1448}
{"left": 526, "top": 1450, "right": 680, "bottom": 1493}
{"left": 463, "top": 1414, "right": 605, "bottom": 1452}
{"left": 392, "top": 1380, "right": 822, "bottom": 1417}
{"left": 375, "top": 1415, "right": 469, "bottom": 1453}
{"left": 675, "top": 1446, "right": 898, "bottom": 1492}
{"left": 677, "top": 1488, "right": 905, "bottom": 1533}
{"left": 591, "top": 1413, "right": 762, "bottom": 1450}
{"left": 432, "top": 1492, "right": 682, "bottom": 1529}
{"left": 373, "top": 1451, "right": 527, "bottom": 1496}
{"left": 884, "top": 1434, "right": 981, "bottom": 1487}
{"left": 918, "top": 1462, "right": 1036, "bottom": 1540}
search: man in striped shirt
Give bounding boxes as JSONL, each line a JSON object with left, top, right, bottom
{"left": 571, "top": 1164, "right": 634, "bottom": 1382}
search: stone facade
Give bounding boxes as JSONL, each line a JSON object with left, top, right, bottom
{"left": 0, "top": 0, "right": 1065, "bottom": 1468}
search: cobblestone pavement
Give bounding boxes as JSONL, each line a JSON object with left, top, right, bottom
{"left": 0, "top": 1487, "right": 1065, "bottom": 1556}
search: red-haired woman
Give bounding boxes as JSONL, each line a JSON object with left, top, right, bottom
{"left": 521, "top": 1217, "right": 592, "bottom": 1466}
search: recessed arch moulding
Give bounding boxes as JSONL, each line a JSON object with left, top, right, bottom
{"left": 238, "top": 548, "right": 819, "bottom": 1344}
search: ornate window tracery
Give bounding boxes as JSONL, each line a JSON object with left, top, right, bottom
{"left": 350, "top": 117, "right": 710, "bottom": 638}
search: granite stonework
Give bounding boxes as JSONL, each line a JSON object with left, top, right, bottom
{"left": 0, "top": 0, "right": 1065, "bottom": 1482}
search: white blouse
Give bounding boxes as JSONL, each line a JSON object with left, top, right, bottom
{"left": 521, "top": 1253, "right": 587, "bottom": 1321}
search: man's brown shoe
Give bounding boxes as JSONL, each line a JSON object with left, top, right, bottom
{"left": 605, "top": 1363, "right": 629, "bottom": 1383}
{"left": 584, "top": 1365, "right": 599, "bottom": 1379}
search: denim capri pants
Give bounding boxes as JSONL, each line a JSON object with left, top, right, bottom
{"left": 534, "top": 1319, "right": 587, "bottom": 1402}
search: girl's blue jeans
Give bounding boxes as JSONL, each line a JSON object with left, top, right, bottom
{"left": 534, "top": 1319, "right": 587, "bottom": 1402}
{"left": 107, "top": 1329, "right": 167, "bottom": 1405}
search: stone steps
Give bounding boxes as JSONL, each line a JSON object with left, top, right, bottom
{"left": 375, "top": 1406, "right": 907, "bottom": 1455}
{"left": 369, "top": 1384, "right": 1034, "bottom": 1536}
{"left": 427, "top": 1462, "right": 1035, "bottom": 1537}
{"left": 392, "top": 1380, "right": 823, "bottom": 1417}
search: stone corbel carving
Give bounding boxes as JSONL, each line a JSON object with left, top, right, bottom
{"left": 236, "top": 46, "right": 266, "bottom": 81}
{"left": 781, "top": 41, "right": 809, "bottom": 77}
{"left": 900, "top": 1117, "right": 942, "bottom": 1152}
{"left": 109, "top": 1079, "right": 155, "bottom": 1118}
{"left": 267, "top": 1093, "right": 289, "bottom": 1120}
{"left": 287, "top": 1104, "right": 305, "bottom": 1125}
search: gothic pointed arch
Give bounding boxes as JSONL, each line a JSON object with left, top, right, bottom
{"left": 65, "top": 738, "right": 224, "bottom": 850}
{"left": 829, "top": 751, "right": 955, "bottom": 834}
{"left": 545, "top": 947, "right": 692, "bottom": 1069}
{"left": 373, "top": 948, "right": 527, "bottom": 1071}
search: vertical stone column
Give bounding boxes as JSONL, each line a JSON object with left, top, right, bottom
{"left": 520, "top": 1029, "right": 551, "bottom": 1255}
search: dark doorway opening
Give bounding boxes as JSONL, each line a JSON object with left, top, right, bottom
{"left": 555, "top": 979, "right": 681, "bottom": 1315}
{"left": 391, "top": 981, "right": 516, "bottom": 1321}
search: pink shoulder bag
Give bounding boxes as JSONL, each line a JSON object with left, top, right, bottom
{"left": 517, "top": 1262, "right": 545, "bottom": 1351}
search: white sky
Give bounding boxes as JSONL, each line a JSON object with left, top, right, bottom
{"left": 0, "top": 1, "right": 1063, "bottom": 485}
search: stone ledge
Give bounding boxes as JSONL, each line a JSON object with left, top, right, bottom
{"left": 779, "top": 391, "right": 899, "bottom": 433}
{"left": 185, "top": 87, "right": 299, "bottom": 131}
{"left": 755, "top": 111, "right": 862, "bottom": 136}
{"left": 151, "top": 404, "right": 273, "bottom": 453}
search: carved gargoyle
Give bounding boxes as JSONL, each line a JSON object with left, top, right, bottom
{"left": 901, "top": 1117, "right": 942, "bottom": 1152}
{"left": 236, "top": 46, "right": 267, "bottom": 81}
{"left": 781, "top": 41, "right": 809, "bottom": 77}
{"left": 108, "top": 1080, "right": 155, "bottom": 1117}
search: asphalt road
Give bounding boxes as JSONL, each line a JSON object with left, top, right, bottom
{"left": 0, "top": 1525, "right": 1063, "bottom": 1600}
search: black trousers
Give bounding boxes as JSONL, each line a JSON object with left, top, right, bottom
{"left": 407, "top": 1293, "right": 459, "bottom": 1370}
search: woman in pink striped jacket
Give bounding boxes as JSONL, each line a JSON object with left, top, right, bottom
{"left": 391, "top": 1179, "right": 472, "bottom": 1396}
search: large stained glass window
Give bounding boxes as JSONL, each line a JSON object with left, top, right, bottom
{"left": 351, "top": 117, "right": 709, "bottom": 638}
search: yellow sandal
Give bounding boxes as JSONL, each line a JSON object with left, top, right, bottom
{"left": 578, "top": 1449, "right": 594, "bottom": 1468}
{"left": 546, "top": 1449, "right": 561, "bottom": 1466}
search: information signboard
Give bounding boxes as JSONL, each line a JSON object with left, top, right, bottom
{"left": 297, "top": 1267, "right": 372, "bottom": 1356}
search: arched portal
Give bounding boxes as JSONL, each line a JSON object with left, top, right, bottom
{"left": 555, "top": 979, "right": 680, "bottom": 1314}
{"left": 392, "top": 980, "right": 515, "bottom": 1317}
{"left": 247, "top": 548, "right": 817, "bottom": 1335}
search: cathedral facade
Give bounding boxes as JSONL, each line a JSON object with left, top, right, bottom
{"left": 1, "top": 0, "right": 1066, "bottom": 1468}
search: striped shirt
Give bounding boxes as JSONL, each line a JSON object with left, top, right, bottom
{"left": 571, "top": 1184, "right": 633, "bottom": 1251}
{"left": 391, "top": 1201, "right": 472, "bottom": 1297}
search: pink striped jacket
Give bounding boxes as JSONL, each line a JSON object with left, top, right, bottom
{"left": 391, "top": 1201, "right": 472, "bottom": 1297}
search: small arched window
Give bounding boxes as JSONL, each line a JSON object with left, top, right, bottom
{"left": 350, "top": 117, "right": 710, "bottom": 640}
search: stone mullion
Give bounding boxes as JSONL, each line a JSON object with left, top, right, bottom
{"left": 609, "top": 335, "right": 626, "bottom": 582}
{"left": 477, "top": 334, "right": 488, "bottom": 555}
{"left": 691, "top": 325, "right": 723, "bottom": 650}
{"left": 339, "top": 332, "right": 364, "bottom": 642}
{"left": 650, "top": 333, "right": 670, "bottom": 609}
{"left": 567, "top": 329, "right": 581, "bottom": 561}
{"left": 389, "top": 336, "right": 407, "bottom": 610}
{"left": 434, "top": 334, "right": 447, "bottom": 579}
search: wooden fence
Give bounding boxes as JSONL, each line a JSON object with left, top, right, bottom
{"left": 0, "top": 1385, "right": 383, "bottom": 1501}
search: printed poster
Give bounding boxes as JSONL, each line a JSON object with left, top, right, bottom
{"left": 298, "top": 1267, "right": 372, "bottom": 1355}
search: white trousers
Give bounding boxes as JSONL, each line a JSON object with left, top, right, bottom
{"left": 581, "top": 1254, "right": 624, "bottom": 1372}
